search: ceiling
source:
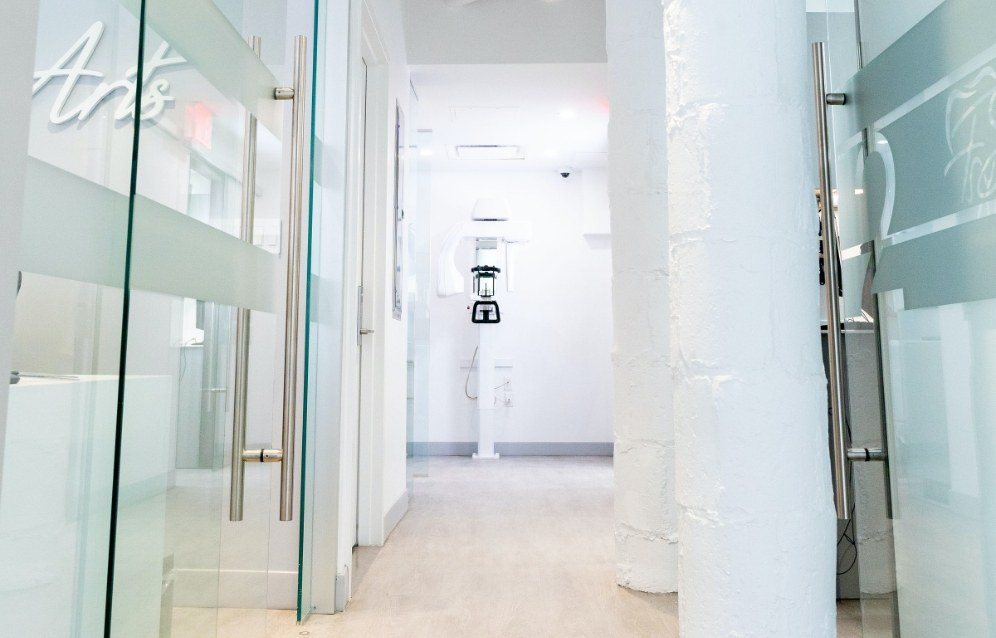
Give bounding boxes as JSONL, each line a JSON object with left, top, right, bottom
{"left": 411, "top": 63, "right": 608, "bottom": 171}
{"left": 402, "top": 0, "right": 606, "bottom": 65}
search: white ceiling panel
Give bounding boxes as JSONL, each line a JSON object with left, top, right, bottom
{"left": 412, "top": 63, "right": 608, "bottom": 171}
{"left": 403, "top": 0, "right": 607, "bottom": 65}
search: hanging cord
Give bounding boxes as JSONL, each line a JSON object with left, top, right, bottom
{"left": 837, "top": 501, "right": 858, "bottom": 575}
{"left": 836, "top": 410, "right": 858, "bottom": 576}
{"left": 464, "top": 346, "right": 479, "bottom": 400}
{"left": 463, "top": 345, "right": 510, "bottom": 401}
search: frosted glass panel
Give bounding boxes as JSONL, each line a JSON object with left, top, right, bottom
{"left": 20, "top": 159, "right": 280, "bottom": 312}
{"left": 824, "top": 0, "right": 996, "bottom": 634}
{"left": 142, "top": 0, "right": 284, "bottom": 135}
{"left": 878, "top": 295, "right": 996, "bottom": 636}
{"left": 856, "top": 0, "right": 945, "bottom": 64}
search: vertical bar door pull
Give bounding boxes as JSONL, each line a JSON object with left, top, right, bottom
{"left": 230, "top": 35, "right": 262, "bottom": 523}
{"left": 811, "top": 42, "right": 851, "bottom": 520}
{"left": 275, "top": 35, "right": 308, "bottom": 522}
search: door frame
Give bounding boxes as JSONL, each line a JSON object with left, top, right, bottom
{"left": 356, "top": 5, "right": 391, "bottom": 549}
{"left": 333, "top": 0, "right": 391, "bottom": 609}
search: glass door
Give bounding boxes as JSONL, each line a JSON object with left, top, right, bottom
{"left": 105, "top": 0, "right": 317, "bottom": 635}
{"left": 820, "top": 0, "right": 996, "bottom": 635}
{"left": 2, "top": 0, "right": 321, "bottom": 632}
{"left": 0, "top": 2, "right": 140, "bottom": 635}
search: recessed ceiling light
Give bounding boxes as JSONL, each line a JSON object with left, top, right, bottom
{"left": 558, "top": 109, "right": 577, "bottom": 120}
{"left": 419, "top": 148, "right": 434, "bottom": 157}
{"left": 544, "top": 149, "right": 558, "bottom": 158}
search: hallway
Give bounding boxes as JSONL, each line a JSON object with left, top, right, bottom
{"left": 289, "top": 457, "right": 677, "bottom": 636}
{"left": 260, "top": 457, "right": 862, "bottom": 637}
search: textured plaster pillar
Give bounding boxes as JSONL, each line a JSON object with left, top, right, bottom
{"left": 665, "top": 1, "right": 836, "bottom": 635}
{"left": 607, "top": 0, "right": 677, "bottom": 592}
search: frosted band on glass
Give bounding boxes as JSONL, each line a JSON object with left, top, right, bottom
{"left": 873, "top": 212, "right": 996, "bottom": 310}
{"left": 20, "top": 159, "right": 128, "bottom": 287}
{"left": 831, "top": 0, "right": 996, "bottom": 310}
{"left": 19, "top": 158, "right": 278, "bottom": 312}
{"left": 120, "top": 0, "right": 283, "bottom": 135}
{"left": 131, "top": 197, "right": 278, "bottom": 312}
{"left": 866, "top": 63, "right": 996, "bottom": 236}
{"left": 844, "top": 0, "right": 996, "bottom": 133}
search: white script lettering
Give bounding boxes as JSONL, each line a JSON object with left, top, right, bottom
{"left": 32, "top": 21, "right": 185, "bottom": 124}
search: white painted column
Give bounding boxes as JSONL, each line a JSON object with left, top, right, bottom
{"left": 665, "top": 1, "right": 836, "bottom": 635}
{"left": 606, "top": 0, "right": 677, "bottom": 592}
{"left": 474, "top": 323, "right": 498, "bottom": 459}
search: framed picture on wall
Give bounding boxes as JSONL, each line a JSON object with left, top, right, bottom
{"left": 392, "top": 102, "right": 405, "bottom": 320}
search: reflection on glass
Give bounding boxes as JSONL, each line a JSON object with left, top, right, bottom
{"left": 408, "top": 127, "right": 432, "bottom": 484}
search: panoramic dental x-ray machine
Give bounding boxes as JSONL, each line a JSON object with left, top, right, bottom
{"left": 437, "top": 198, "right": 531, "bottom": 459}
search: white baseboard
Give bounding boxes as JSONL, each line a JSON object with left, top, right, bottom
{"left": 383, "top": 490, "right": 409, "bottom": 540}
{"left": 419, "top": 442, "right": 614, "bottom": 456}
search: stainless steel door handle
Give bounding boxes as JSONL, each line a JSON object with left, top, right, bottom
{"left": 275, "top": 35, "right": 308, "bottom": 523}
{"left": 230, "top": 35, "right": 308, "bottom": 524}
{"left": 359, "top": 329, "right": 374, "bottom": 335}
{"left": 811, "top": 42, "right": 851, "bottom": 520}
{"left": 230, "top": 35, "right": 261, "bottom": 523}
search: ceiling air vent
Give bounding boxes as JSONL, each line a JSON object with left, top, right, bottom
{"left": 450, "top": 145, "right": 524, "bottom": 160}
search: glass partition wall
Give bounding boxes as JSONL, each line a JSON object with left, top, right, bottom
{"left": 0, "top": 0, "right": 324, "bottom": 634}
{"left": 815, "top": 0, "right": 996, "bottom": 635}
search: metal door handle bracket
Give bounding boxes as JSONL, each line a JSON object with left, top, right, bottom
{"left": 242, "top": 448, "right": 285, "bottom": 463}
{"left": 847, "top": 447, "right": 886, "bottom": 462}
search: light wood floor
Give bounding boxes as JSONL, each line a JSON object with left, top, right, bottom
{"left": 219, "top": 456, "right": 868, "bottom": 637}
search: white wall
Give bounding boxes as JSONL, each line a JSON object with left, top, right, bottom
{"left": 427, "top": 169, "right": 613, "bottom": 448}
{"left": 334, "top": 0, "right": 411, "bottom": 599}
{"left": 363, "top": 0, "right": 411, "bottom": 540}
{"left": 402, "top": 0, "right": 606, "bottom": 65}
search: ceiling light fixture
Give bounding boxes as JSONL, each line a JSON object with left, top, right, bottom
{"left": 558, "top": 109, "right": 577, "bottom": 120}
{"left": 420, "top": 148, "right": 435, "bottom": 157}
{"left": 451, "top": 145, "right": 524, "bottom": 160}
